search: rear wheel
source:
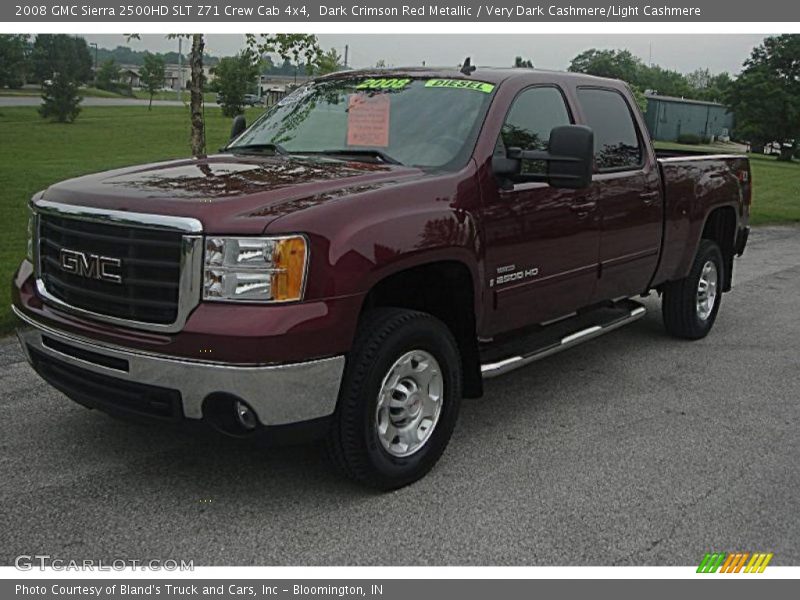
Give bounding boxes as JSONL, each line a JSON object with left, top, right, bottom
{"left": 662, "top": 239, "right": 724, "bottom": 339}
{"left": 326, "top": 308, "right": 462, "bottom": 490}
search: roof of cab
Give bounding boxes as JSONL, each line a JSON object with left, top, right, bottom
{"left": 318, "top": 66, "right": 625, "bottom": 88}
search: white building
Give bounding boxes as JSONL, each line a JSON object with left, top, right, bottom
{"left": 120, "top": 63, "right": 215, "bottom": 90}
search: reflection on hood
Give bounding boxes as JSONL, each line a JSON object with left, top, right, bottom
{"left": 105, "top": 156, "right": 392, "bottom": 199}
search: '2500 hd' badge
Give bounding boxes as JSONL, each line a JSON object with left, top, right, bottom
{"left": 490, "top": 265, "right": 539, "bottom": 288}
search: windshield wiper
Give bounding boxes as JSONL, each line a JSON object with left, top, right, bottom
{"left": 226, "top": 143, "right": 289, "bottom": 156}
{"left": 301, "top": 149, "right": 404, "bottom": 166}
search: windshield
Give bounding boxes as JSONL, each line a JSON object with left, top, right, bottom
{"left": 229, "top": 76, "right": 496, "bottom": 169}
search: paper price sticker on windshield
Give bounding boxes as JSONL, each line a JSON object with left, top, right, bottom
{"left": 347, "top": 93, "right": 390, "bottom": 147}
{"left": 425, "top": 79, "right": 495, "bottom": 93}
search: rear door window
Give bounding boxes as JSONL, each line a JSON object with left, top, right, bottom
{"left": 577, "top": 88, "right": 643, "bottom": 171}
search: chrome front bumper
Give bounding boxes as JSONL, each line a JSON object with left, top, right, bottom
{"left": 13, "top": 307, "right": 345, "bottom": 427}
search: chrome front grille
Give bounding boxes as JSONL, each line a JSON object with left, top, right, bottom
{"left": 33, "top": 200, "right": 203, "bottom": 333}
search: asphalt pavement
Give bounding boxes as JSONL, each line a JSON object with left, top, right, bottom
{"left": 1, "top": 226, "right": 798, "bottom": 566}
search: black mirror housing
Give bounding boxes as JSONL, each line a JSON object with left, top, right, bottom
{"left": 492, "top": 124, "right": 594, "bottom": 190}
{"left": 547, "top": 125, "right": 594, "bottom": 189}
{"left": 229, "top": 115, "right": 247, "bottom": 142}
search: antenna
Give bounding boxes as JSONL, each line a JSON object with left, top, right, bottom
{"left": 460, "top": 57, "right": 476, "bottom": 75}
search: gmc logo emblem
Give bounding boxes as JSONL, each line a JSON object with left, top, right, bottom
{"left": 58, "top": 248, "right": 122, "bottom": 284}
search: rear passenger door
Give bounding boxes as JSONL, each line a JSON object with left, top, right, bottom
{"left": 481, "top": 86, "right": 601, "bottom": 334}
{"left": 576, "top": 87, "right": 663, "bottom": 302}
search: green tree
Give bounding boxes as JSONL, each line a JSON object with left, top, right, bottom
{"left": 513, "top": 56, "right": 534, "bottom": 68}
{"left": 315, "top": 48, "right": 343, "bottom": 75}
{"left": 91, "top": 44, "right": 221, "bottom": 67}
{"left": 638, "top": 64, "right": 692, "bottom": 98}
{"left": 32, "top": 35, "right": 92, "bottom": 123}
{"left": 0, "top": 34, "right": 29, "bottom": 88}
{"left": 686, "top": 70, "right": 733, "bottom": 102}
{"left": 247, "top": 34, "right": 322, "bottom": 75}
{"left": 32, "top": 34, "right": 92, "bottom": 83}
{"left": 686, "top": 68, "right": 712, "bottom": 91}
{"left": 128, "top": 33, "right": 320, "bottom": 156}
{"left": 567, "top": 47, "right": 718, "bottom": 102}
{"left": 568, "top": 48, "right": 646, "bottom": 112}
{"left": 131, "top": 33, "right": 207, "bottom": 154}
{"left": 727, "top": 35, "right": 800, "bottom": 161}
{"left": 629, "top": 85, "right": 648, "bottom": 113}
{"left": 703, "top": 72, "right": 733, "bottom": 103}
{"left": 39, "top": 74, "right": 82, "bottom": 123}
{"left": 568, "top": 48, "right": 642, "bottom": 82}
{"left": 96, "top": 58, "right": 121, "bottom": 92}
{"left": 139, "top": 52, "right": 166, "bottom": 110}
{"left": 212, "top": 50, "right": 260, "bottom": 117}
{"left": 566, "top": 46, "right": 740, "bottom": 111}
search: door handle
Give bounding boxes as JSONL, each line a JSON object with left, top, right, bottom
{"left": 570, "top": 200, "right": 597, "bottom": 212}
{"left": 639, "top": 191, "right": 659, "bottom": 204}
{"left": 569, "top": 199, "right": 597, "bottom": 219}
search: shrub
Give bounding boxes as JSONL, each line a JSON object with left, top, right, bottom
{"left": 96, "top": 59, "right": 121, "bottom": 92}
{"left": 32, "top": 34, "right": 91, "bottom": 124}
{"left": 212, "top": 51, "right": 259, "bottom": 118}
{"left": 677, "top": 133, "right": 701, "bottom": 145}
{"left": 39, "top": 73, "right": 82, "bottom": 123}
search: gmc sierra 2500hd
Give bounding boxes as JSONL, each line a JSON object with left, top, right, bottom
{"left": 12, "top": 67, "right": 751, "bottom": 489}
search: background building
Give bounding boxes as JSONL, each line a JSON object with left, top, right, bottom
{"left": 643, "top": 94, "right": 735, "bottom": 142}
{"left": 118, "top": 63, "right": 215, "bottom": 90}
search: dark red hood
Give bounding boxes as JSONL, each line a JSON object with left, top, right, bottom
{"left": 40, "top": 154, "right": 424, "bottom": 234}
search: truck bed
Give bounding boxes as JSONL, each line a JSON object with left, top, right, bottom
{"left": 654, "top": 147, "right": 744, "bottom": 160}
{"left": 651, "top": 151, "right": 751, "bottom": 289}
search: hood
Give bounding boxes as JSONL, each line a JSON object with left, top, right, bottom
{"left": 40, "top": 154, "right": 424, "bottom": 234}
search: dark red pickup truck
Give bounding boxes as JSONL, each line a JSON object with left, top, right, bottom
{"left": 12, "top": 67, "right": 751, "bottom": 489}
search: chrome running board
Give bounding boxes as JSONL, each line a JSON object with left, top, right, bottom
{"left": 480, "top": 301, "right": 646, "bottom": 379}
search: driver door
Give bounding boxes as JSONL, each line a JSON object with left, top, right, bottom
{"left": 481, "top": 85, "right": 601, "bottom": 335}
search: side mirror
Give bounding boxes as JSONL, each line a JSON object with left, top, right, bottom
{"left": 229, "top": 115, "right": 247, "bottom": 142}
{"left": 492, "top": 125, "right": 594, "bottom": 190}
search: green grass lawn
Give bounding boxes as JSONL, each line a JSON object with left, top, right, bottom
{"left": 132, "top": 90, "right": 218, "bottom": 103}
{"left": 0, "top": 105, "right": 261, "bottom": 335}
{"left": 0, "top": 88, "right": 42, "bottom": 97}
{"left": 0, "top": 110, "right": 797, "bottom": 336}
{"left": 1, "top": 87, "right": 135, "bottom": 99}
{"left": 745, "top": 154, "right": 800, "bottom": 225}
{"left": 1, "top": 88, "right": 217, "bottom": 102}
{"left": 78, "top": 87, "right": 134, "bottom": 99}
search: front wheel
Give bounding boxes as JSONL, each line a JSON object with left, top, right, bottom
{"left": 326, "top": 308, "right": 462, "bottom": 490}
{"left": 662, "top": 239, "right": 724, "bottom": 340}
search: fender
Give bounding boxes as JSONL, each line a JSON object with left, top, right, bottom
{"left": 265, "top": 165, "right": 485, "bottom": 305}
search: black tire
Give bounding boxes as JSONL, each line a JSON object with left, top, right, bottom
{"left": 326, "top": 308, "right": 462, "bottom": 490}
{"left": 662, "top": 239, "right": 724, "bottom": 340}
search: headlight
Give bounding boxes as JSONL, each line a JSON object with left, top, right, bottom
{"left": 203, "top": 235, "right": 308, "bottom": 303}
{"left": 26, "top": 207, "right": 35, "bottom": 262}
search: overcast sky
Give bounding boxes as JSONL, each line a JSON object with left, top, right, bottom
{"left": 82, "top": 34, "right": 765, "bottom": 75}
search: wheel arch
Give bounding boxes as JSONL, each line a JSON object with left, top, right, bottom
{"left": 359, "top": 259, "right": 483, "bottom": 399}
{"left": 700, "top": 205, "right": 738, "bottom": 291}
